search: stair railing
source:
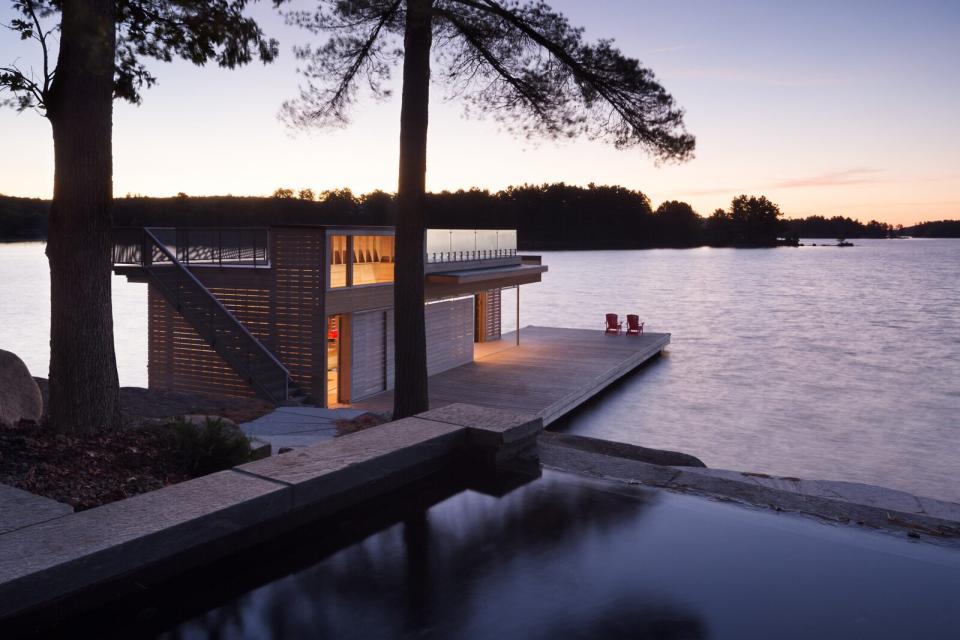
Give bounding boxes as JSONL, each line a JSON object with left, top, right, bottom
{"left": 140, "top": 227, "right": 291, "bottom": 402}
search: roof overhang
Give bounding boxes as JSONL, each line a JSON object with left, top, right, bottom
{"left": 425, "top": 264, "right": 547, "bottom": 298}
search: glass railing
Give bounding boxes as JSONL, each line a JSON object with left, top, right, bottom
{"left": 426, "top": 229, "right": 518, "bottom": 264}
{"left": 112, "top": 227, "right": 269, "bottom": 267}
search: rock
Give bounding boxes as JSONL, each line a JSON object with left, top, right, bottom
{"left": 0, "top": 350, "right": 43, "bottom": 426}
{"left": 334, "top": 412, "right": 389, "bottom": 435}
{"left": 248, "top": 438, "right": 272, "bottom": 461}
{"left": 539, "top": 431, "right": 706, "bottom": 467}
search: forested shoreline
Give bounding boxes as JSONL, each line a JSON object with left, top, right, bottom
{"left": 2, "top": 185, "right": 957, "bottom": 247}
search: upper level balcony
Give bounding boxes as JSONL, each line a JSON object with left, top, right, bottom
{"left": 425, "top": 229, "right": 518, "bottom": 265}
{"left": 113, "top": 225, "right": 544, "bottom": 294}
{"left": 113, "top": 227, "right": 270, "bottom": 269}
{"left": 424, "top": 228, "right": 545, "bottom": 294}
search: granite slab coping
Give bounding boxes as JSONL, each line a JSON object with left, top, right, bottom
{"left": 0, "top": 404, "right": 543, "bottom": 622}
{"left": 235, "top": 416, "right": 466, "bottom": 508}
{"left": 418, "top": 403, "right": 542, "bottom": 447}
{"left": 0, "top": 483, "right": 73, "bottom": 535}
{"left": 0, "top": 470, "right": 291, "bottom": 619}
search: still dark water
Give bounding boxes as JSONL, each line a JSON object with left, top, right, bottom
{"left": 1, "top": 240, "right": 957, "bottom": 502}
{"left": 149, "top": 470, "right": 959, "bottom": 640}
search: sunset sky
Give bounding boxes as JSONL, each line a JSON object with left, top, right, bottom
{"left": 1, "top": 0, "right": 958, "bottom": 225}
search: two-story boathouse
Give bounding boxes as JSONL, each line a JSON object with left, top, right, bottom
{"left": 113, "top": 224, "right": 670, "bottom": 423}
{"left": 113, "top": 226, "right": 546, "bottom": 407}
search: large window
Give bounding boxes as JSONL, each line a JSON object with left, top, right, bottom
{"left": 352, "top": 235, "right": 394, "bottom": 285}
{"left": 330, "top": 235, "right": 347, "bottom": 288}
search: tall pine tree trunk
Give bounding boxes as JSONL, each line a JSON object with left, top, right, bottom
{"left": 44, "top": 0, "right": 121, "bottom": 433}
{"left": 393, "top": 0, "right": 433, "bottom": 419}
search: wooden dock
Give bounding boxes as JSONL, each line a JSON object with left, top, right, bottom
{"left": 352, "top": 326, "right": 670, "bottom": 426}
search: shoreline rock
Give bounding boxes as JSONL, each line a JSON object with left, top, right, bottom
{"left": 0, "top": 350, "right": 43, "bottom": 426}
{"left": 539, "top": 436, "right": 960, "bottom": 544}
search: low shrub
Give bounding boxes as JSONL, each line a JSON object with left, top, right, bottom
{"left": 164, "top": 417, "right": 252, "bottom": 476}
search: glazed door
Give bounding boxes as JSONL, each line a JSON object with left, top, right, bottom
{"left": 327, "top": 315, "right": 343, "bottom": 406}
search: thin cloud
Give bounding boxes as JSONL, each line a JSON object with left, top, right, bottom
{"left": 775, "top": 168, "right": 884, "bottom": 189}
{"left": 679, "top": 168, "right": 886, "bottom": 197}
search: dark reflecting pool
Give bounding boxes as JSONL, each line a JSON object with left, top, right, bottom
{"left": 71, "top": 469, "right": 960, "bottom": 639}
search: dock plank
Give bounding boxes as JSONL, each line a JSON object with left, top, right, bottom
{"left": 353, "top": 326, "right": 670, "bottom": 425}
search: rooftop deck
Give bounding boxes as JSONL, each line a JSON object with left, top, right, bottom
{"left": 353, "top": 326, "right": 670, "bottom": 426}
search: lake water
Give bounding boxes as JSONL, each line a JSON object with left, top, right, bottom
{"left": 1, "top": 239, "right": 957, "bottom": 503}
{"left": 88, "top": 469, "right": 960, "bottom": 639}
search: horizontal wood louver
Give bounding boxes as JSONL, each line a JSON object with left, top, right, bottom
{"left": 485, "top": 289, "right": 502, "bottom": 340}
{"left": 475, "top": 289, "right": 502, "bottom": 342}
{"left": 147, "top": 286, "right": 256, "bottom": 397}
{"left": 272, "top": 229, "right": 324, "bottom": 400}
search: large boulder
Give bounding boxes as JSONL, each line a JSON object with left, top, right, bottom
{"left": 0, "top": 350, "right": 43, "bottom": 426}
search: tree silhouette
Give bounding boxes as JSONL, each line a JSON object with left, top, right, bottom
{"left": 1, "top": 1, "right": 277, "bottom": 433}
{"left": 654, "top": 200, "right": 702, "bottom": 247}
{"left": 281, "top": 0, "right": 695, "bottom": 417}
{"left": 729, "top": 195, "right": 782, "bottom": 245}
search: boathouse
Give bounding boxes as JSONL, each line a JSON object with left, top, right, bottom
{"left": 113, "top": 226, "right": 546, "bottom": 407}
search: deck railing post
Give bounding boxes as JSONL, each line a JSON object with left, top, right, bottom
{"left": 516, "top": 285, "right": 520, "bottom": 346}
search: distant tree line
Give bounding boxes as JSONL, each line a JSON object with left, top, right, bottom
{"left": 904, "top": 220, "right": 960, "bottom": 238}
{"left": 0, "top": 195, "right": 48, "bottom": 240}
{"left": 2, "top": 186, "right": 955, "bottom": 247}
{"left": 782, "top": 215, "right": 900, "bottom": 240}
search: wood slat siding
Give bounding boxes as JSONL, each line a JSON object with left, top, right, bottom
{"left": 183, "top": 268, "right": 273, "bottom": 290}
{"left": 272, "top": 228, "right": 325, "bottom": 401}
{"left": 148, "top": 230, "right": 326, "bottom": 401}
{"left": 486, "top": 289, "right": 501, "bottom": 340}
{"left": 475, "top": 289, "right": 501, "bottom": 342}
{"left": 147, "top": 286, "right": 256, "bottom": 398}
{"left": 351, "top": 310, "right": 388, "bottom": 401}
{"left": 207, "top": 285, "right": 273, "bottom": 347}
{"left": 425, "top": 298, "right": 474, "bottom": 376}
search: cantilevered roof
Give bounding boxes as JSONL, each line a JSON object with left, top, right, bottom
{"left": 426, "top": 263, "right": 547, "bottom": 285}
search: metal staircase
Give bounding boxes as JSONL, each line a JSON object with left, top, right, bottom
{"left": 118, "top": 227, "right": 303, "bottom": 404}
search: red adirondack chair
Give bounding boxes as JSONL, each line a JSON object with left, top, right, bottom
{"left": 626, "top": 314, "right": 644, "bottom": 336}
{"left": 604, "top": 313, "right": 622, "bottom": 335}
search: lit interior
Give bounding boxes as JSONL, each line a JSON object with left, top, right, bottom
{"left": 353, "top": 235, "right": 395, "bottom": 285}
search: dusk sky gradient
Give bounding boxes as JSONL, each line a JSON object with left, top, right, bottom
{"left": 1, "top": 0, "right": 958, "bottom": 225}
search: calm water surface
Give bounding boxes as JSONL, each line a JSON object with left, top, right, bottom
{"left": 156, "top": 469, "right": 960, "bottom": 640}
{"left": 522, "top": 240, "right": 960, "bottom": 503}
{"left": 0, "top": 240, "right": 957, "bottom": 502}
